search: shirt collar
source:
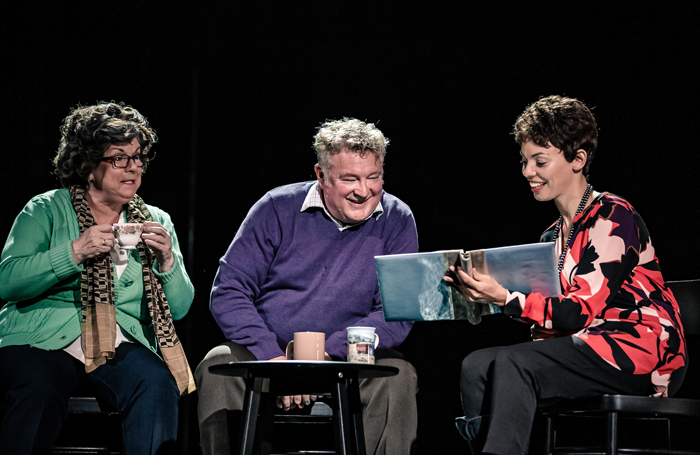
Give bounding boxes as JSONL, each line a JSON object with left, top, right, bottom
{"left": 301, "top": 181, "right": 384, "bottom": 231}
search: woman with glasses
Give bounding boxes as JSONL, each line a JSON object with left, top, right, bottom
{"left": 0, "top": 102, "right": 195, "bottom": 455}
{"left": 445, "top": 95, "right": 686, "bottom": 454}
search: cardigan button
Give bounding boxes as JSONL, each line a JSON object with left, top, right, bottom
{"left": 124, "top": 280, "right": 134, "bottom": 287}
{"left": 130, "top": 327, "right": 137, "bottom": 334}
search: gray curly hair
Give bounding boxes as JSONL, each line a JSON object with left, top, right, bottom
{"left": 313, "top": 118, "right": 389, "bottom": 172}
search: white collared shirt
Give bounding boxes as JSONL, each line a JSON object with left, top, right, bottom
{"left": 300, "top": 181, "right": 384, "bottom": 231}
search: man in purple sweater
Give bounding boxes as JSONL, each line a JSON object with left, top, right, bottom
{"left": 195, "top": 118, "right": 419, "bottom": 455}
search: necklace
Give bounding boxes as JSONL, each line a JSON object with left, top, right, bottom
{"left": 552, "top": 184, "right": 593, "bottom": 273}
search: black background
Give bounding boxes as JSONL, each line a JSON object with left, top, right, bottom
{"left": 2, "top": 3, "right": 698, "bottom": 453}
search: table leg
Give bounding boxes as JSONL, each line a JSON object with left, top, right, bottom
{"left": 237, "top": 376, "right": 264, "bottom": 455}
{"left": 332, "top": 378, "right": 353, "bottom": 455}
{"left": 254, "top": 393, "right": 276, "bottom": 455}
{"left": 348, "top": 377, "right": 366, "bottom": 455}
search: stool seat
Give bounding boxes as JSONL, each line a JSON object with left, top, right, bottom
{"left": 209, "top": 361, "right": 398, "bottom": 455}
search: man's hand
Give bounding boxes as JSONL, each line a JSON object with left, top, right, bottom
{"left": 269, "top": 353, "right": 330, "bottom": 410}
{"left": 276, "top": 394, "right": 318, "bottom": 411}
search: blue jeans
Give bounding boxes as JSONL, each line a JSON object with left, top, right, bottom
{"left": 0, "top": 343, "right": 179, "bottom": 455}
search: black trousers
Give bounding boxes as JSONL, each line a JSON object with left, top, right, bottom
{"left": 459, "top": 336, "right": 686, "bottom": 455}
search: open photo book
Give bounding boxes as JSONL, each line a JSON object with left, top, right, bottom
{"left": 375, "top": 242, "right": 561, "bottom": 324}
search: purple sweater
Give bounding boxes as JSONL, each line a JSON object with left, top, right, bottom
{"left": 210, "top": 181, "right": 419, "bottom": 360}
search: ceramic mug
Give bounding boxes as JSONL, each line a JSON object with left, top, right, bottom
{"left": 347, "top": 326, "right": 379, "bottom": 364}
{"left": 285, "top": 332, "right": 326, "bottom": 361}
{"left": 112, "top": 223, "right": 144, "bottom": 250}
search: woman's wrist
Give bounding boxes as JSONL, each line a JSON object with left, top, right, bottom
{"left": 157, "top": 254, "right": 174, "bottom": 273}
{"left": 71, "top": 241, "right": 84, "bottom": 265}
{"left": 495, "top": 287, "right": 508, "bottom": 306}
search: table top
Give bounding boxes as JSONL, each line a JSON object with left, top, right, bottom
{"left": 209, "top": 360, "right": 398, "bottom": 380}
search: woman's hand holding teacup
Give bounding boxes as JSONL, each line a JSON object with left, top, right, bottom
{"left": 72, "top": 224, "right": 115, "bottom": 264}
{"left": 444, "top": 266, "right": 508, "bottom": 306}
{"left": 141, "top": 221, "right": 174, "bottom": 272}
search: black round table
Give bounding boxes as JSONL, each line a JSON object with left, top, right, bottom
{"left": 209, "top": 361, "right": 398, "bottom": 455}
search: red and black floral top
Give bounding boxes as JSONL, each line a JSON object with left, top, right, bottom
{"left": 503, "top": 193, "right": 686, "bottom": 397}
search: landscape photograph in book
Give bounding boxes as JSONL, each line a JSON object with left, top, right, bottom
{"left": 375, "top": 250, "right": 499, "bottom": 324}
{"left": 375, "top": 242, "right": 560, "bottom": 324}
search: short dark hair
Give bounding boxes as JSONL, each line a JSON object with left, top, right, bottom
{"left": 513, "top": 95, "right": 598, "bottom": 176}
{"left": 52, "top": 102, "right": 157, "bottom": 187}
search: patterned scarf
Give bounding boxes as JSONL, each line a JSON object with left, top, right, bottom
{"left": 70, "top": 185, "right": 196, "bottom": 396}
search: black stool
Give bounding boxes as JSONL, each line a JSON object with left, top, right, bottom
{"left": 53, "top": 377, "right": 122, "bottom": 454}
{"left": 209, "top": 360, "right": 398, "bottom": 455}
{"left": 540, "top": 279, "right": 700, "bottom": 454}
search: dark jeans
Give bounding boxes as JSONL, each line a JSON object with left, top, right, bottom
{"left": 458, "top": 336, "right": 686, "bottom": 455}
{"left": 0, "top": 343, "right": 179, "bottom": 455}
{"left": 195, "top": 341, "right": 418, "bottom": 455}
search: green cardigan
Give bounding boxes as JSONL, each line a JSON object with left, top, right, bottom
{"left": 0, "top": 189, "right": 195, "bottom": 355}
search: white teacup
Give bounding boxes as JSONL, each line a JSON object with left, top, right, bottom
{"left": 112, "top": 223, "right": 143, "bottom": 249}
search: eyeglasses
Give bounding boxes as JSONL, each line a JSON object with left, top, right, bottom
{"left": 101, "top": 152, "right": 154, "bottom": 169}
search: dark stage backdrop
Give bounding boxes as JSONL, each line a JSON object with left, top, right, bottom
{"left": 3, "top": 3, "right": 698, "bottom": 454}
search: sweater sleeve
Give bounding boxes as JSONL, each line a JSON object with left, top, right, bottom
{"left": 324, "top": 207, "right": 419, "bottom": 359}
{"left": 502, "top": 200, "right": 642, "bottom": 330}
{"left": 150, "top": 207, "right": 194, "bottom": 321}
{"left": 210, "top": 193, "right": 286, "bottom": 360}
{"left": 0, "top": 197, "right": 82, "bottom": 302}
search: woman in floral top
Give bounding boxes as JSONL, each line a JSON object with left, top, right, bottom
{"left": 445, "top": 95, "right": 686, "bottom": 455}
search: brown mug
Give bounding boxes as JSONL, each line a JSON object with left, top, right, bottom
{"left": 285, "top": 332, "right": 326, "bottom": 361}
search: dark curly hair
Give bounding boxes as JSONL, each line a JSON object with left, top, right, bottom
{"left": 513, "top": 95, "right": 598, "bottom": 176}
{"left": 52, "top": 102, "right": 158, "bottom": 187}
